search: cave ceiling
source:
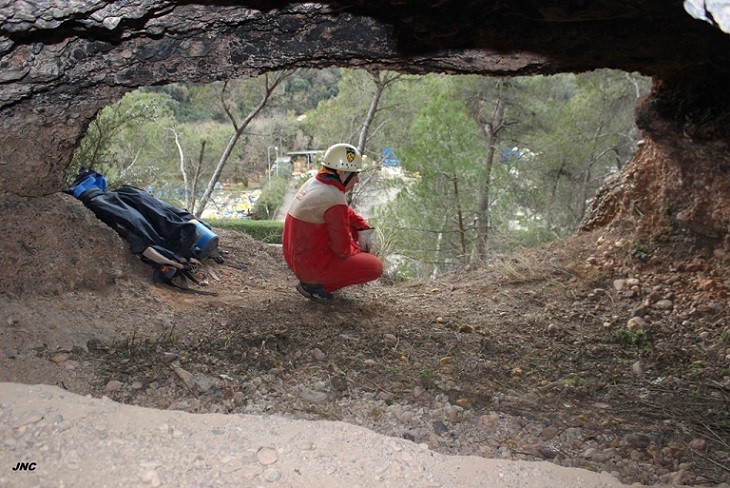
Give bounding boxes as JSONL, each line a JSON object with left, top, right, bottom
{"left": 0, "top": 1, "right": 729, "bottom": 197}
{"left": 3, "top": 1, "right": 730, "bottom": 105}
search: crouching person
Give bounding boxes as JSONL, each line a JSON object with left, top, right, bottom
{"left": 282, "top": 143, "right": 383, "bottom": 300}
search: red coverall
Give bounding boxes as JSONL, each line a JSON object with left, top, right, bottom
{"left": 282, "top": 174, "right": 383, "bottom": 293}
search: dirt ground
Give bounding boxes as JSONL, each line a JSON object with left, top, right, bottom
{"left": 1, "top": 211, "right": 729, "bottom": 486}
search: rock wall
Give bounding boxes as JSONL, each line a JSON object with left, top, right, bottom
{"left": 581, "top": 66, "right": 730, "bottom": 244}
{"left": 0, "top": 193, "right": 140, "bottom": 295}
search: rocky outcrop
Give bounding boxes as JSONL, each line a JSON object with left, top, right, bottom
{"left": 0, "top": 1, "right": 729, "bottom": 261}
{"left": 580, "top": 65, "right": 730, "bottom": 242}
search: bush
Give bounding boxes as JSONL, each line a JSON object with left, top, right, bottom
{"left": 252, "top": 177, "right": 289, "bottom": 220}
{"left": 209, "top": 219, "right": 284, "bottom": 244}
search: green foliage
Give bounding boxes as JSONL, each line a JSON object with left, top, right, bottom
{"left": 251, "top": 176, "right": 289, "bottom": 220}
{"left": 380, "top": 89, "right": 484, "bottom": 277}
{"left": 209, "top": 219, "right": 284, "bottom": 244}
{"left": 69, "top": 90, "right": 178, "bottom": 188}
{"left": 283, "top": 68, "right": 342, "bottom": 114}
{"left": 516, "top": 70, "right": 649, "bottom": 235}
{"left": 70, "top": 88, "right": 250, "bottom": 192}
{"left": 143, "top": 83, "right": 225, "bottom": 123}
{"left": 614, "top": 328, "right": 650, "bottom": 349}
{"left": 374, "top": 71, "right": 649, "bottom": 279}
{"left": 364, "top": 73, "right": 435, "bottom": 158}
{"left": 302, "top": 70, "right": 427, "bottom": 159}
{"left": 561, "top": 373, "right": 593, "bottom": 389}
{"left": 419, "top": 368, "right": 436, "bottom": 379}
{"left": 303, "top": 69, "right": 373, "bottom": 147}
{"left": 630, "top": 244, "right": 651, "bottom": 261}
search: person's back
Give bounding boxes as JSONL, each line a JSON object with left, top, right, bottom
{"left": 283, "top": 176, "right": 355, "bottom": 273}
{"left": 282, "top": 143, "right": 383, "bottom": 300}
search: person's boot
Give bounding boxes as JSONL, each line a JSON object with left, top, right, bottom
{"left": 295, "top": 282, "right": 333, "bottom": 300}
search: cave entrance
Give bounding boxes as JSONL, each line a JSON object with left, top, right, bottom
{"left": 70, "top": 67, "right": 649, "bottom": 278}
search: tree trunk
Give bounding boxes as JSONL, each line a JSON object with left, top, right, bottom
{"left": 349, "top": 70, "right": 403, "bottom": 208}
{"left": 189, "top": 140, "right": 206, "bottom": 213}
{"left": 169, "top": 127, "right": 189, "bottom": 209}
{"left": 357, "top": 70, "right": 385, "bottom": 153}
{"left": 475, "top": 82, "right": 506, "bottom": 258}
{"left": 453, "top": 172, "right": 467, "bottom": 256}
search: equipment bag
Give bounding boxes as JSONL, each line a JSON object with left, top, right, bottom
{"left": 64, "top": 169, "right": 219, "bottom": 290}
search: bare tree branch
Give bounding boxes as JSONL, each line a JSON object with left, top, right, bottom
{"left": 167, "top": 126, "right": 189, "bottom": 209}
{"left": 194, "top": 71, "right": 294, "bottom": 217}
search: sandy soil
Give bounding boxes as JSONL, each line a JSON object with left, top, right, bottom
{"left": 1, "top": 382, "right": 647, "bottom": 488}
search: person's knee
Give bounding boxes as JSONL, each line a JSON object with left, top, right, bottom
{"left": 374, "top": 257, "right": 384, "bottom": 278}
{"left": 364, "top": 255, "right": 384, "bottom": 281}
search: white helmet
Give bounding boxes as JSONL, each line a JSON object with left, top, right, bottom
{"left": 322, "top": 143, "right": 363, "bottom": 172}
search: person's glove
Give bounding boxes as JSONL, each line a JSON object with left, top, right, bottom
{"left": 357, "top": 228, "right": 375, "bottom": 253}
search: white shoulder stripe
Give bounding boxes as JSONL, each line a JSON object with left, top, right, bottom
{"left": 288, "top": 179, "right": 347, "bottom": 223}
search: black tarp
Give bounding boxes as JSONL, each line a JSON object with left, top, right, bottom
{"left": 64, "top": 169, "right": 217, "bottom": 266}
